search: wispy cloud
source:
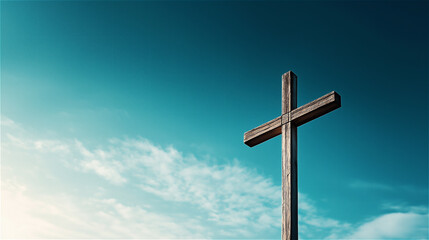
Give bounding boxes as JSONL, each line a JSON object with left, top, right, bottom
{"left": 1, "top": 116, "right": 18, "bottom": 128}
{"left": 2, "top": 118, "right": 282, "bottom": 238}
{"left": 113, "top": 138, "right": 281, "bottom": 229}
{"left": 298, "top": 193, "right": 352, "bottom": 239}
{"left": 382, "top": 203, "right": 428, "bottom": 214}
{"left": 81, "top": 159, "right": 127, "bottom": 185}
{"left": 349, "top": 180, "right": 427, "bottom": 195}
{"left": 349, "top": 180, "right": 393, "bottom": 191}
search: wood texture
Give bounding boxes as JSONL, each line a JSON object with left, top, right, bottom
{"left": 282, "top": 71, "right": 297, "bottom": 114}
{"left": 282, "top": 122, "right": 298, "bottom": 240}
{"left": 281, "top": 71, "right": 298, "bottom": 240}
{"left": 244, "top": 116, "right": 282, "bottom": 147}
{"left": 290, "top": 91, "right": 341, "bottom": 127}
{"left": 244, "top": 91, "right": 340, "bottom": 148}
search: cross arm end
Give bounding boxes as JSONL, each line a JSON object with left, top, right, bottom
{"left": 291, "top": 91, "right": 341, "bottom": 127}
{"left": 244, "top": 116, "right": 282, "bottom": 147}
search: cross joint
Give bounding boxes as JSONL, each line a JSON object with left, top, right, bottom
{"left": 281, "top": 113, "right": 290, "bottom": 125}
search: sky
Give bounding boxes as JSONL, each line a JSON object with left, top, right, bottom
{"left": 1, "top": 1, "right": 428, "bottom": 239}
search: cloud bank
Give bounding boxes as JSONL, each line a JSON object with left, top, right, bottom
{"left": 1, "top": 117, "right": 427, "bottom": 239}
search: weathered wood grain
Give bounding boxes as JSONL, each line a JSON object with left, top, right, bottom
{"left": 243, "top": 87, "right": 340, "bottom": 148}
{"left": 244, "top": 116, "right": 282, "bottom": 147}
{"left": 282, "top": 122, "right": 298, "bottom": 240}
{"left": 282, "top": 71, "right": 297, "bottom": 114}
{"left": 291, "top": 91, "right": 341, "bottom": 127}
{"left": 281, "top": 71, "right": 298, "bottom": 240}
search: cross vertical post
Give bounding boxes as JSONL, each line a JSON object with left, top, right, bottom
{"left": 282, "top": 72, "right": 298, "bottom": 240}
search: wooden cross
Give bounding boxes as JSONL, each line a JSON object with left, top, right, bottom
{"left": 243, "top": 71, "right": 341, "bottom": 240}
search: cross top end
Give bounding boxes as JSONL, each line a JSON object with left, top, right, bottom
{"left": 282, "top": 71, "right": 296, "bottom": 79}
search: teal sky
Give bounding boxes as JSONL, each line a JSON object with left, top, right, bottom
{"left": 1, "top": 1, "right": 428, "bottom": 239}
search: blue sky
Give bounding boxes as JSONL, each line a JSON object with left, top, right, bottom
{"left": 1, "top": 1, "right": 428, "bottom": 239}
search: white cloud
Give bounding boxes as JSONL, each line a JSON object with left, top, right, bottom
{"left": 298, "top": 193, "right": 352, "bottom": 239}
{"left": 34, "top": 139, "right": 70, "bottom": 153}
{"left": 114, "top": 138, "right": 281, "bottom": 228}
{"left": 382, "top": 203, "right": 428, "bottom": 214}
{"left": 346, "top": 211, "right": 428, "bottom": 239}
{"left": 81, "top": 159, "right": 127, "bottom": 185}
{"left": 1, "top": 116, "right": 17, "bottom": 128}
{"left": 325, "top": 204, "right": 428, "bottom": 239}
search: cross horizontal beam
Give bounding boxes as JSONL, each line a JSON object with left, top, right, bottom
{"left": 244, "top": 91, "right": 341, "bottom": 147}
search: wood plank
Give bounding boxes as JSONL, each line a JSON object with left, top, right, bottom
{"left": 282, "top": 71, "right": 297, "bottom": 114}
{"left": 282, "top": 70, "right": 298, "bottom": 240}
{"left": 244, "top": 116, "right": 282, "bottom": 147}
{"left": 282, "top": 122, "right": 298, "bottom": 240}
{"left": 291, "top": 91, "right": 341, "bottom": 127}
